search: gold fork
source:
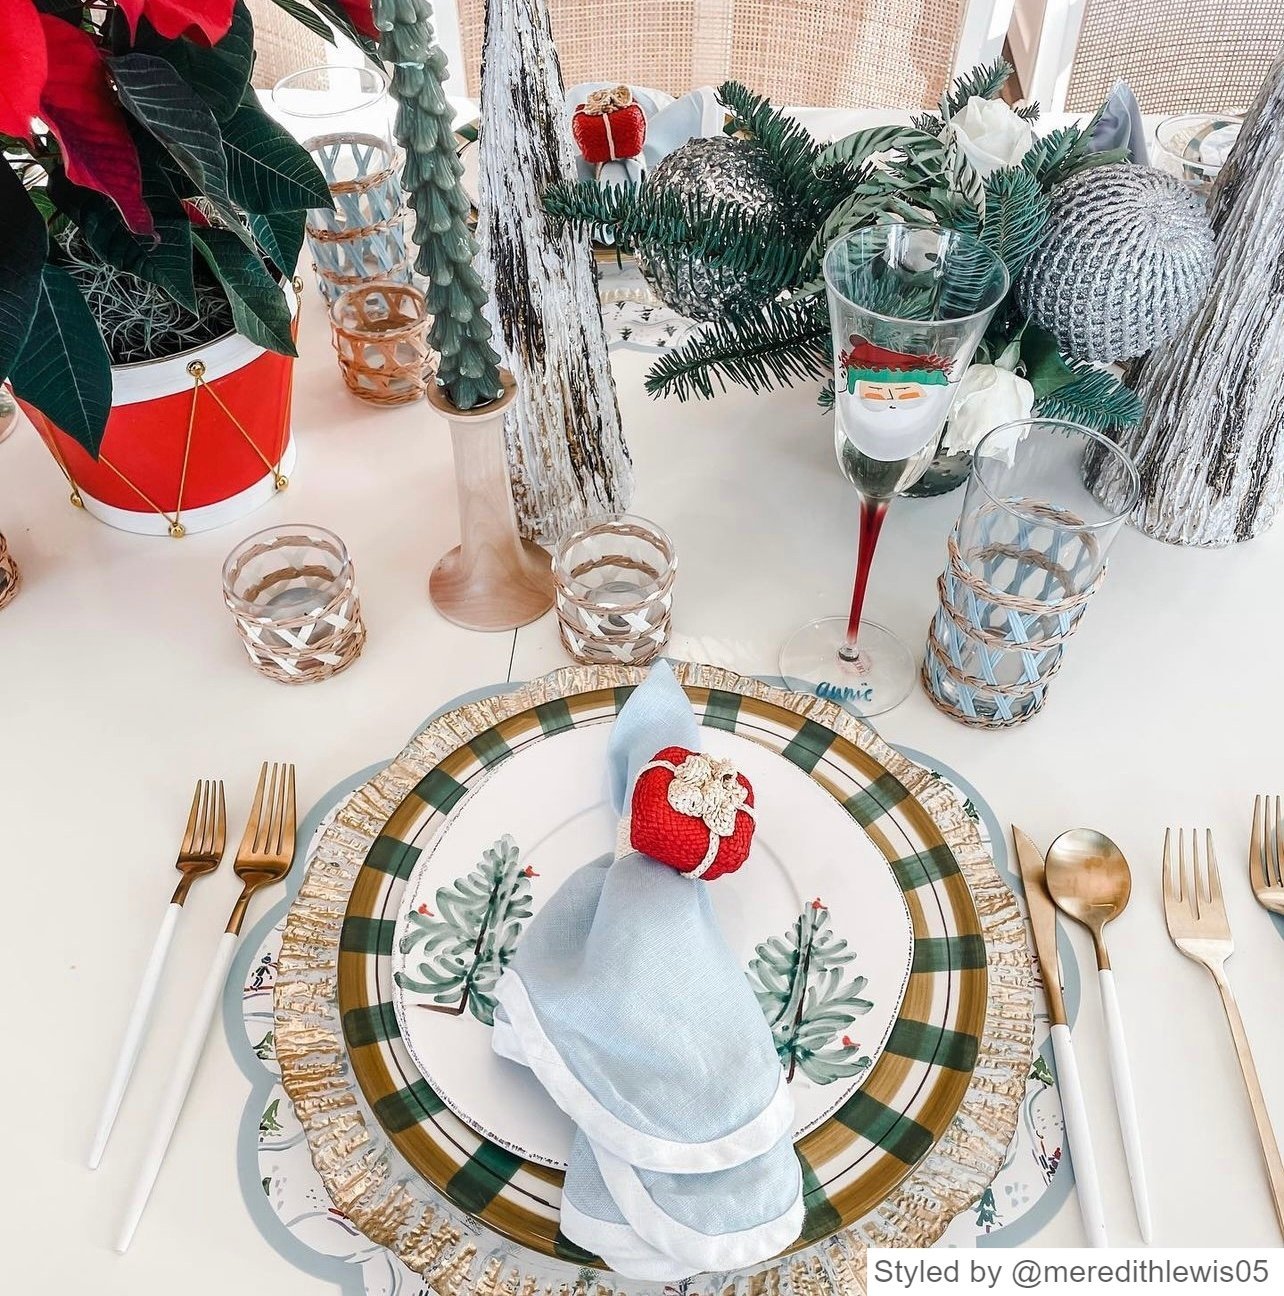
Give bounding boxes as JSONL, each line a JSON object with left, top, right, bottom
{"left": 117, "top": 764, "right": 297, "bottom": 1252}
{"left": 89, "top": 779, "right": 226, "bottom": 1169}
{"left": 1163, "top": 827, "right": 1284, "bottom": 1237}
{"left": 1250, "top": 796, "right": 1284, "bottom": 916}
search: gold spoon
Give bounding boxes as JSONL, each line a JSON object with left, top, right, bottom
{"left": 1045, "top": 829, "right": 1151, "bottom": 1242}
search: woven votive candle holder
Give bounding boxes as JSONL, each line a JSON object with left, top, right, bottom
{"left": 222, "top": 525, "right": 365, "bottom": 684}
{"left": 921, "top": 419, "right": 1139, "bottom": 727}
{"left": 330, "top": 282, "right": 432, "bottom": 406}
{"left": 552, "top": 514, "right": 676, "bottom": 666}
{"left": 0, "top": 531, "right": 19, "bottom": 611}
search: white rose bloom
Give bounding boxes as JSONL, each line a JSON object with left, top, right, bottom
{"left": 943, "top": 364, "right": 1035, "bottom": 453}
{"left": 947, "top": 96, "right": 1035, "bottom": 178}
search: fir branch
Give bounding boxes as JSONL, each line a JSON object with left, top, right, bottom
{"left": 975, "top": 165, "right": 1051, "bottom": 278}
{"left": 941, "top": 58, "right": 1013, "bottom": 117}
{"left": 644, "top": 297, "right": 830, "bottom": 401}
{"left": 1015, "top": 102, "right": 1041, "bottom": 121}
{"left": 716, "top": 80, "right": 833, "bottom": 217}
{"left": 1036, "top": 367, "right": 1143, "bottom": 429}
{"left": 1022, "top": 104, "right": 1115, "bottom": 189}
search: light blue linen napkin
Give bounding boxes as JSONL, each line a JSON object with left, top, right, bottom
{"left": 1090, "top": 80, "right": 1149, "bottom": 165}
{"left": 492, "top": 662, "right": 803, "bottom": 1278}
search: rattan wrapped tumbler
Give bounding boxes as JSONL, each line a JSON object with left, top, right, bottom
{"left": 922, "top": 420, "right": 1139, "bottom": 727}
{"left": 222, "top": 525, "right": 365, "bottom": 684}
{"left": 0, "top": 531, "right": 19, "bottom": 611}
{"left": 330, "top": 282, "right": 432, "bottom": 405}
{"left": 272, "top": 66, "right": 413, "bottom": 309}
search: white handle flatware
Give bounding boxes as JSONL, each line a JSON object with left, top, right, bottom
{"left": 1098, "top": 968, "right": 1152, "bottom": 1241}
{"left": 116, "top": 762, "right": 295, "bottom": 1252}
{"left": 1013, "top": 826, "right": 1109, "bottom": 1248}
{"left": 116, "top": 931, "right": 237, "bottom": 1251}
{"left": 1050, "top": 1022, "right": 1109, "bottom": 1246}
{"left": 89, "top": 780, "right": 224, "bottom": 1169}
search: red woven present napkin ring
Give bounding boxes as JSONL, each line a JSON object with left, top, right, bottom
{"left": 629, "top": 747, "right": 756, "bottom": 881}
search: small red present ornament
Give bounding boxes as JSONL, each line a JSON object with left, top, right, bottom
{"left": 631, "top": 746, "right": 755, "bottom": 880}
{"left": 572, "top": 85, "right": 647, "bottom": 166}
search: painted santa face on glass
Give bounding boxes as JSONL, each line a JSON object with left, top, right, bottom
{"left": 837, "top": 335, "right": 956, "bottom": 461}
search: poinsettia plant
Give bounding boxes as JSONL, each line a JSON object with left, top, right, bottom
{"left": 0, "top": 0, "right": 379, "bottom": 455}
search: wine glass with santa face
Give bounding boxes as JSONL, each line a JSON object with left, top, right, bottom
{"left": 780, "top": 224, "right": 1009, "bottom": 716}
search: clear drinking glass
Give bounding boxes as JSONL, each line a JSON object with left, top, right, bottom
{"left": 922, "top": 419, "right": 1141, "bottom": 725}
{"left": 780, "top": 225, "right": 1010, "bottom": 715}
{"left": 552, "top": 514, "right": 676, "bottom": 665}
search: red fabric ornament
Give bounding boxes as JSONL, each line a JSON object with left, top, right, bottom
{"left": 37, "top": 15, "right": 152, "bottom": 235}
{"left": 572, "top": 85, "right": 646, "bottom": 165}
{"left": 630, "top": 746, "right": 755, "bottom": 881}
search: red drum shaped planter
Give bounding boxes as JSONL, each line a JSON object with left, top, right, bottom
{"left": 21, "top": 281, "right": 301, "bottom": 538}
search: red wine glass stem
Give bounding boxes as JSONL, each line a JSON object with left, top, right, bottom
{"left": 843, "top": 495, "right": 889, "bottom": 652}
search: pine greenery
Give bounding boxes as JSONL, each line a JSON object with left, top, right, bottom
{"left": 375, "top": 0, "right": 502, "bottom": 410}
{"left": 543, "top": 62, "right": 1141, "bottom": 430}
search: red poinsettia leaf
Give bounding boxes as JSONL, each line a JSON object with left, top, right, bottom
{"left": 115, "top": 0, "right": 238, "bottom": 45}
{"left": 0, "top": 0, "right": 48, "bottom": 139}
{"left": 38, "top": 16, "right": 153, "bottom": 237}
{"left": 331, "top": 0, "right": 379, "bottom": 41}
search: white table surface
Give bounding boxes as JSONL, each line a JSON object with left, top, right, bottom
{"left": 3, "top": 115, "right": 1280, "bottom": 1296}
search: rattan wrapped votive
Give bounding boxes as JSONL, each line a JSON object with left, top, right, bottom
{"left": 222, "top": 525, "right": 365, "bottom": 684}
{"left": 0, "top": 531, "right": 19, "bottom": 611}
{"left": 552, "top": 514, "right": 676, "bottom": 665}
{"left": 330, "top": 282, "right": 432, "bottom": 405}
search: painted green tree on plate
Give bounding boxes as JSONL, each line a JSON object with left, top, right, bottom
{"left": 395, "top": 834, "right": 535, "bottom": 1025}
{"left": 747, "top": 899, "right": 874, "bottom": 1084}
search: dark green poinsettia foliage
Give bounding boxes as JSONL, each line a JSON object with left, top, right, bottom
{"left": 0, "top": 0, "right": 379, "bottom": 456}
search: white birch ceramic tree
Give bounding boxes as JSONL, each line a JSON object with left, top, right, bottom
{"left": 474, "top": 0, "right": 634, "bottom": 541}
{"left": 1104, "top": 55, "right": 1284, "bottom": 545}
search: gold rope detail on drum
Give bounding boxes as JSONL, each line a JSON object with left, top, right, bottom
{"left": 274, "top": 663, "right": 1035, "bottom": 1295}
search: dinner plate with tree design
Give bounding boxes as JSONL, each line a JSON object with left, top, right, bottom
{"left": 338, "top": 680, "right": 986, "bottom": 1262}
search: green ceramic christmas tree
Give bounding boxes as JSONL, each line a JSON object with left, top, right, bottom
{"left": 374, "top": 0, "right": 501, "bottom": 410}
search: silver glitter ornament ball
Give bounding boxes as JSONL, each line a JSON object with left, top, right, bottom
{"left": 1018, "top": 164, "right": 1214, "bottom": 363}
{"left": 637, "top": 135, "right": 783, "bottom": 321}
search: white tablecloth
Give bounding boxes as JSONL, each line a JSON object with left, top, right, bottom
{"left": 2, "top": 108, "right": 1280, "bottom": 1296}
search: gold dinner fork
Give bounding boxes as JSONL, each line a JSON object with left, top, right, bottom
{"left": 1250, "top": 795, "right": 1284, "bottom": 916}
{"left": 117, "top": 763, "right": 297, "bottom": 1252}
{"left": 89, "top": 780, "right": 226, "bottom": 1169}
{"left": 1163, "top": 827, "right": 1284, "bottom": 1237}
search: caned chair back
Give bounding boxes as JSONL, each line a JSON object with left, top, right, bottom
{"left": 247, "top": 0, "right": 330, "bottom": 89}
{"left": 1034, "top": 0, "right": 1284, "bottom": 113}
{"left": 454, "top": 0, "right": 979, "bottom": 109}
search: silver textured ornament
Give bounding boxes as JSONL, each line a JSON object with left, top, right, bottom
{"left": 1018, "top": 164, "right": 1214, "bottom": 363}
{"left": 637, "top": 135, "right": 783, "bottom": 321}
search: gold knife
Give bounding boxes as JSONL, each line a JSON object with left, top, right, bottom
{"left": 1012, "top": 826, "right": 1109, "bottom": 1246}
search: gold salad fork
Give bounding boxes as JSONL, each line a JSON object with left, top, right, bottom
{"left": 89, "top": 780, "right": 226, "bottom": 1169}
{"left": 1250, "top": 795, "right": 1284, "bottom": 916}
{"left": 1163, "top": 828, "right": 1284, "bottom": 1237}
{"left": 117, "top": 764, "right": 296, "bottom": 1251}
